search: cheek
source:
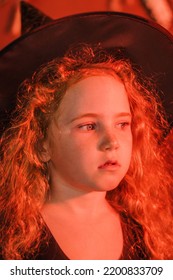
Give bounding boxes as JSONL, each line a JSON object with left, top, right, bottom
{"left": 54, "top": 134, "right": 85, "bottom": 162}
{"left": 120, "top": 131, "right": 133, "bottom": 148}
{"left": 121, "top": 134, "right": 133, "bottom": 160}
{"left": 128, "top": 138, "right": 133, "bottom": 158}
{"left": 66, "top": 141, "right": 89, "bottom": 161}
{"left": 127, "top": 138, "right": 133, "bottom": 166}
{"left": 128, "top": 135, "right": 133, "bottom": 153}
{"left": 63, "top": 137, "right": 97, "bottom": 170}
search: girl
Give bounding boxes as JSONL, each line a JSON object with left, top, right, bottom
{"left": 0, "top": 44, "right": 173, "bottom": 260}
{"left": 0, "top": 11, "right": 173, "bottom": 260}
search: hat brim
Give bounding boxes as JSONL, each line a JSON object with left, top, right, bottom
{"left": 0, "top": 11, "right": 173, "bottom": 129}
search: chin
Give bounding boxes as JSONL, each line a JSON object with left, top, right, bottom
{"left": 98, "top": 178, "right": 121, "bottom": 191}
{"left": 94, "top": 183, "right": 119, "bottom": 192}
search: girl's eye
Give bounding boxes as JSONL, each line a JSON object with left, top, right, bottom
{"left": 117, "top": 122, "right": 131, "bottom": 129}
{"left": 78, "top": 123, "right": 96, "bottom": 131}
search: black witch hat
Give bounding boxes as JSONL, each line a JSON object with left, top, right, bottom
{"left": 0, "top": 1, "right": 173, "bottom": 134}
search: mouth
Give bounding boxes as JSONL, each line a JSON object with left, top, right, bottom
{"left": 98, "top": 160, "right": 120, "bottom": 170}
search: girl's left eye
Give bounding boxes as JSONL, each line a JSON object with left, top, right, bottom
{"left": 116, "top": 122, "right": 131, "bottom": 129}
{"left": 78, "top": 123, "right": 96, "bottom": 131}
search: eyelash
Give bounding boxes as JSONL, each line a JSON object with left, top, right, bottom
{"left": 117, "top": 122, "right": 131, "bottom": 129}
{"left": 78, "top": 123, "right": 96, "bottom": 131}
{"left": 77, "top": 122, "right": 131, "bottom": 131}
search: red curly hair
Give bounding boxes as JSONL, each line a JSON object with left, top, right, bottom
{"left": 0, "top": 45, "right": 173, "bottom": 259}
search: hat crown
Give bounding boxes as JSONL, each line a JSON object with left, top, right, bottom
{"left": 20, "top": 0, "right": 52, "bottom": 34}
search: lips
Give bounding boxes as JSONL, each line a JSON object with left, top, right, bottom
{"left": 98, "top": 160, "right": 120, "bottom": 170}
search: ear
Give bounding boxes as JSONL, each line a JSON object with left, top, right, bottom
{"left": 39, "top": 140, "right": 51, "bottom": 162}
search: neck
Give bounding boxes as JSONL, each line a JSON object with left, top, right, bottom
{"left": 45, "top": 179, "right": 110, "bottom": 218}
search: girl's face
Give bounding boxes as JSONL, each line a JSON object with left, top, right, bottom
{"left": 43, "top": 74, "right": 132, "bottom": 193}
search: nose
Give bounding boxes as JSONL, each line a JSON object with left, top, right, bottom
{"left": 98, "top": 129, "right": 119, "bottom": 151}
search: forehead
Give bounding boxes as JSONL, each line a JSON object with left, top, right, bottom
{"left": 56, "top": 74, "right": 130, "bottom": 121}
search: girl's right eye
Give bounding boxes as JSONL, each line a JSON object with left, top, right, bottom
{"left": 78, "top": 123, "right": 96, "bottom": 131}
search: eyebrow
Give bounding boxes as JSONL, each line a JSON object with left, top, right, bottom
{"left": 70, "top": 112, "right": 132, "bottom": 123}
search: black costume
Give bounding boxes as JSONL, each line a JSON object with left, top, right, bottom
{"left": 32, "top": 215, "right": 149, "bottom": 260}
